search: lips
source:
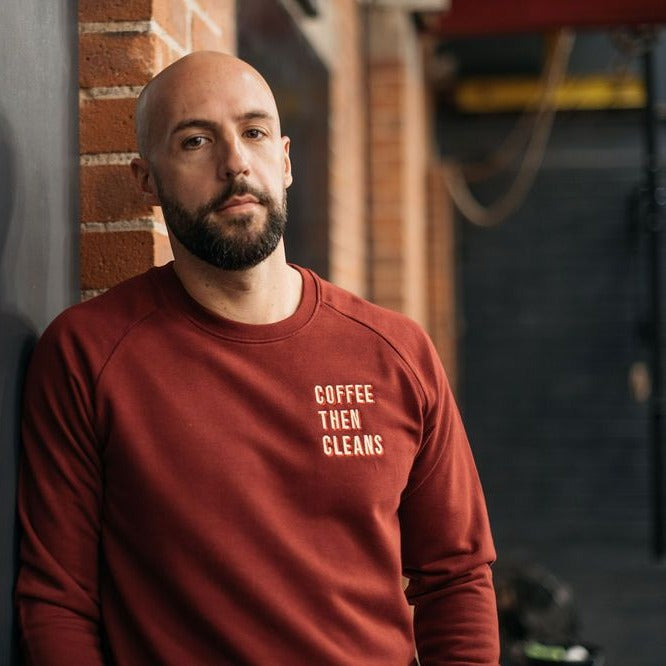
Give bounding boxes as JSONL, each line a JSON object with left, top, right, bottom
{"left": 218, "top": 195, "right": 259, "bottom": 212}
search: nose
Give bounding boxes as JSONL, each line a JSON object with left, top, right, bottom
{"left": 218, "top": 134, "right": 250, "bottom": 180}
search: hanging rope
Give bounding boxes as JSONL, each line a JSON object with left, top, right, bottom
{"left": 444, "top": 29, "right": 575, "bottom": 227}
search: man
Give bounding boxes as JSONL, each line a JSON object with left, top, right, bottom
{"left": 17, "top": 52, "right": 499, "bottom": 664}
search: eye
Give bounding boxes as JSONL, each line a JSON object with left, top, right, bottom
{"left": 182, "top": 135, "right": 210, "bottom": 150}
{"left": 244, "top": 128, "right": 266, "bottom": 140}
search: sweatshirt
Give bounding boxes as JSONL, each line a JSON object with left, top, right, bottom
{"left": 17, "top": 262, "right": 499, "bottom": 665}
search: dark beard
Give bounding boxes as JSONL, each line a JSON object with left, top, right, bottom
{"left": 156, "top": 177, "right": 287, "bottom": 271}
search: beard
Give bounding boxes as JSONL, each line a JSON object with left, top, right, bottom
{"left": 155, "top": 176, "right": 287, "bottom": 271}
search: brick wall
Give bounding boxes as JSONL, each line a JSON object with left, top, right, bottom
{"left": 427, "top": 163, "right": 458, "bottom": 386}
{"left": 78, "top": 0, "right": 235, "bottom": 296}
{"left": 367, "top": 7, "right": 429, "bottom": 327}
{"left": 328, "top": 0, "right": 367, "bottom": 296}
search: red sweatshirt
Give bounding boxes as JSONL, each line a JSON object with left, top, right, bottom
{"left": 17, "top": 263, "right": 499, "bottom": 665}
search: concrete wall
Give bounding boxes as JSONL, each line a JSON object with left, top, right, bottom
{"left": 0, "top": 3, "right": 79, "bottom": 663}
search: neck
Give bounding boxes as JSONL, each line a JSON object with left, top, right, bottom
{"left": 170, "top": 238, "right": 303, "bottom": 325}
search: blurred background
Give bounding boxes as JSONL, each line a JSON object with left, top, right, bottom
{"left": 1, "top": 1, "right": 665, "bottom": 664}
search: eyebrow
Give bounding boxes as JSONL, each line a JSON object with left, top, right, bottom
{"left": 237, "top": 110, "right": 274, "bottom": 122}
{"left": 170, "top": 111, "right": 275, "bottom": 136}
{"left": 171, "top": 118, "right": 217, "bottom": 136}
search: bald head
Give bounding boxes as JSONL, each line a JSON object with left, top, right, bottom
{"left": 135, "top": 51, "right": 280, "bottom": 159}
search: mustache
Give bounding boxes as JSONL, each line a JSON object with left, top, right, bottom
{"left": 201, "top": 180, "right": 272, "bottom": 215}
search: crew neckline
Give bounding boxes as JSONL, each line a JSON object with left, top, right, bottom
{"left": 154, "top": 262, "right": 319, "bottom": 342}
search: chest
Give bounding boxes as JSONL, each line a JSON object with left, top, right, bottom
{"left": 95, "top": 333, "right": 424, "bottom": 524}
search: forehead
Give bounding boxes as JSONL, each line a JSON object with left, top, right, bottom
{"left": 155, "top": 66, "right": 280, "bottom": 133}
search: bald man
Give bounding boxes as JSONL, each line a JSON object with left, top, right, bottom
{"left": 17, "top": 52, "right": 499, "bottom": 665}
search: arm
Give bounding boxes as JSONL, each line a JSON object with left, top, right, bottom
{"left": 400, "top": 345, "right": 499, "bottom": 665}
{"left": 16, "top": 321, "right": 106, "bottom": 665}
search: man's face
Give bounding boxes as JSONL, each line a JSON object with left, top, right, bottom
{"left": 136, "top": 55, "right": 293, "bottom": 270}
{"left": 154, "top": 174, "right": 287, "bottom": 270}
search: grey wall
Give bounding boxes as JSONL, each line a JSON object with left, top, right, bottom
{"left": 0, "top": 2, "right": 79, "bottom": 664}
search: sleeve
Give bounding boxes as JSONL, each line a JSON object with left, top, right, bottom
{"left": 16, "top": 321, "right": 107, "bottom": 665}
{"left": 399, "top": 338, "right": 499, "bottom": 665}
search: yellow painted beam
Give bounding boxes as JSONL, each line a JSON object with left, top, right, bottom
{"left": 455, "top": 75, "right": 645, "bottom": 113}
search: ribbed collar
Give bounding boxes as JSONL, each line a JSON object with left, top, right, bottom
{"left": 152, "top": 262, "right": 319, "bottom": 343}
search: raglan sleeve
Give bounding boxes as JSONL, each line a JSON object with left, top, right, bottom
{"left": 399, "top": 334, "right": 499, "bottom": 665}
{"left": 16, "top": 319, "right": 107, "bottom": 665}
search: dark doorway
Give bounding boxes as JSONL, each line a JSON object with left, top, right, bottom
{"left": 237, "top": 0, "right": 330, "bottom": 278}
{"left": 450, "top": 110, "right": 666, "bottom": 664}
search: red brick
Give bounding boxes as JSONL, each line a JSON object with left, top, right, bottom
{"left": 369, "top": 145, "right": 401, "bottom": 167}
{"left": 328, "top": 0, "right": 365, "bottom": 294}
{"left": 370, "top": 89, "right": 403, "bottom": 109}
{"left": 155, "top": 38, "right": 180, "bottom": 72}
{"left": 369, "top": 47, "right": 417, "bottom": 316}
{"left": 80, "top": 165, "right": 152, "bottom": 222}
{"left": 154, "top": 230, "right": 174, "bottom": 266}
{"left": 370, "top": 175, "right": 402, "bottom": 197}
{"left": 80, "top": 97, "right": 138, "bottom": 153}
{"left": 192, "top": 13, "right": 225, "bottom": 52}
{"left": 153, "top": 0, "right": 188, "bottom": 50}
{"left": 81, "top": 229, "right": 163, "bottom": 289}
{"left": 373, "top": 218, "right": 402, "bottom": 232}
{"left": 222, "top": 18, "right": 237, "bottom": 54}
{"left": 79, "top": 0, "right": 152, "bottom": 22}
{"left": 374, "top": 239, "right": 405, "bottom": 260}
{"left": 370, "top": 76, "right": 404, "bottom": 93}
{"left": 193, "top": 0, "right": 235, "bottom": 35}
{"left": 426, "top": 163, "right": 457, "bottom": 384}
{"left": 373, "top": 231, "right": 403, "bottom": 250}
{"left": 369, "top": 132, "right": 401, "bottom": 149}
{"left": 79, "top": 32, "right": 160, "bottom": 88}
{"left": 370, "top": 110, "right": 403, "bottom": 131}
{"left": 370, "top": 202, "right": 403, "bottom": 221}
{"left": 371, "top": 62, "right": 405, "bottom": 78}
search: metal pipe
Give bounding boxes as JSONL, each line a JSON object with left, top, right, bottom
{"left": 643, "top": 41, "right": 664, "bottom": 560}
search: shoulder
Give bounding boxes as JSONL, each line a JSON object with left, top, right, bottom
{"left": 31, "top": 265, "right": 170, "bottom": 377}
{"left": 315, "top": 271, "right": 432, "bottom": 348}
{"left": 310, "top": 270, "right": 445, "bottom": 393}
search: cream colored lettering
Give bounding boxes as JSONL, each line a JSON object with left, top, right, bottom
{"left": 317, "top": 409, "right": 362, "bottom": 431}
{"left": 353, "top": 436, "right": 364, "bottom": 455}
{"left": 313, "top": 384, "right": 375, "bottom": 406}
{"left": 322, "top": 434, "right": 383, "bottom": 457}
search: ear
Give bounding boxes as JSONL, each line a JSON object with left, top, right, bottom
{"left": 130, "top": 157, "right": 160, "bottom": 205}
{"left": 281, "top": 136, "right": 293, "bottom": 188}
